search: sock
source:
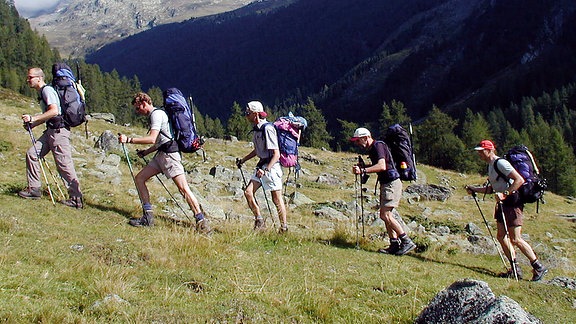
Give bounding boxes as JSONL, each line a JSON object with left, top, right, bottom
{"left": 143, "top": 203, "right": 152, "bottom": 211}
{"left": 399, "top": 233, "right": 410, "bottom": 242}
{"left": 256, "top": 215, "right": 263, "bottom": 220}
{"left": 195, "top": 212, "right": 205, "bottom": 222}
{"left": 390, "top": 238, "right": 400, "bottom": 244}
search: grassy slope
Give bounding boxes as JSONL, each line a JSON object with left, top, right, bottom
{"left": 0, "top": 88, "right": 574, "bottom": 323}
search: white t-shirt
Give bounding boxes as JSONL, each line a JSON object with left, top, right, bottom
{"left": 488, "top": 157, "right": 514, "bottom": 192}
{"left": 150, "top": 109, "right": 173, "bottom": 148}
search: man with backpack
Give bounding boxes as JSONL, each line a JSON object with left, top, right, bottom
{"left": 237, "top": 101, "right": 288, "bottom": 233}
{"left": 19, "top": 67, "right": 83, "bottom": 209}
{"left": 350, "top": 127, "right": 416, "bottom": 256}
{"left": 118, "top": 92, "right": 210, "bottom": 233}
{"left": 465, "top": 140, "right": 547, "bottom": 281}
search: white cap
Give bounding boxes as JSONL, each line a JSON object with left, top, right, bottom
{"left": 350, "top": 127, "right": 371, "bottom": 141}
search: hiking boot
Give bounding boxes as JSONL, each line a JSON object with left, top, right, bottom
{"left": 378, "top": 241, "right": 400, "bottom": 254}
{"left": 395, "top": 239, "right": 416, "bottom": 256}
{"left": 18, "top": 187, "right": 41, "bottom": 199}
{"left": 61, "top": 196, "right": 83, "bottom": 209}
{"left": 129, "top": 210, "right": 154, "bottom": 227}
{"left": 254, "top": 217, "right": 265, "bottom": 230}
{"left": 531, "top": 260, "right": 548, "bottom": 281}
{"left": 498, "top": 261, "right": 523, "bottom": 280}
{"left": 196, "top": 219, "right": 212, "bottom": 234}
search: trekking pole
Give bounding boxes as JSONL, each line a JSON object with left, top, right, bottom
{"left": 26, "top": 124, "right": 66, "bottom": 200}
{"left": 260, "top": 171, "right": 276, "bottom": 228}
{"left": 354, "top": 173, "right": 360, "bottom": 249}
{"left": 498, "top": 200, "right": 519, "bottom": 281}
{"left": 26, "top": 123, "right": 56, "bottom": 205}
{"left": 120, "top": 140, "right": 144, "bottom": 213}
{"left": 141, "top": 155, "right": 193, "bottom": 223}
{"left": 358, "top": 156, "right": 366, "bottom": 238}
{"left": 470, "top": 191, "right": 508, "bottom": 270}
{"left": 42, "top": 158, "right": 67, "bottom": 201}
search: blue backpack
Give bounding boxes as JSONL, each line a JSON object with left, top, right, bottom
{"left": 494, "top": 144, "right": 547, "bottom": 205}
{"left": 162, "top": 88, "right": 203, "bottom": 153}
{"left": 44, "top": 62, "right": 87, "bottom": 128}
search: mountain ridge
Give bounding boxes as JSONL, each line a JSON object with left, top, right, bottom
{"left": 84, "top": 0, "right": 576, "bottom": 127}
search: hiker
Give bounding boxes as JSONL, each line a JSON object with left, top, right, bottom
{"left": 465, "top": 140, "right": 547, "bottom": 281}
{"left": 19, "top": 67, "right": 83, "bottom": 208}
{"left": 237, "top": 101, "right": 288, "bottom": 232}
{"left": 350, "top": 127, "right": 416, "bottom": 255}
{"left": 117, "top": 92, "right": 210, "bottom": 232}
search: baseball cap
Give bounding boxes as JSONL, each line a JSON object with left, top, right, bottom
{"left": 246, "top": 101, "right": 267, "bottom": 117}
{"left": 350, "top": 127, "right": 371, "bottom": 141}
{"left": 474, "top": 140, "right": 495, "bottom": 151}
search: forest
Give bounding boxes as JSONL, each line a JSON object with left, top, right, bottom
{"left": 1, "top": 0, "right": 575, "bottom": 196}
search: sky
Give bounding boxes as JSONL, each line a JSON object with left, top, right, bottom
{"left": 13, "top": 0, "right": 60, "bottom": 18}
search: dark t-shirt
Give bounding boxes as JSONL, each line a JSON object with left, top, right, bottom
{"left": 368, "top": 141, "right": 399, "bottom": 183}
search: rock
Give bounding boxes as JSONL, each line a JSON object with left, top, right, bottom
{"left": 95, "top": 130, "right": 121, "bottom": 152}
{"left": 88, "top": 113, "right": 116, "bottom": 124}
{"left": 313, "top": 206, "right": 348, "bottom": 221}
{"left": 415, "top": 279, "right": 542, "bottom": 323}
{"left": 465, "top": 222, "right": 484, "bottom": 235}
{"left": 405, "top": 184, "right": 452, "bottom": 201}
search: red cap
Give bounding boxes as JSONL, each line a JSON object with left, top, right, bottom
{"left": 474, "top": 140, "right": 495, "bottom": 151}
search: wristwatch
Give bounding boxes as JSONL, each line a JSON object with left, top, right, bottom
{"left": 503, "top": 190, "right": 510, "bottom": 196}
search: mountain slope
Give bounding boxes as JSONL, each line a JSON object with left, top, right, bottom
{"left": 28, "top": 0, "right": 250, "bottom": 57}
{"left": 86, "top": 0, "right": 576, "bottom": 126}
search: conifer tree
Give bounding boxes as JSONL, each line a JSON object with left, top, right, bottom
{"left": 336, "top": 119, "right": 359, "bottom": 152}
{"left": 299, "top": 98, "right": 332, "bottom": 149}
{"left": 226, "top": 102, "right": 252, "bottom": 141}
{"left": 460, "top": 109, "right": 492, "bottom": 173}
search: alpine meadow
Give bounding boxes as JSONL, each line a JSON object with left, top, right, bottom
{"left": 1, "top": 0, "right": 576, "bottom": 322}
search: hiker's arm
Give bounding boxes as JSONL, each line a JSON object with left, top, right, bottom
{"left": 265, "top": 148, "right": 280, "bottom": 170}
{"left": 495, "top": 169, "right": 525, "bottom": 201}
{"left": 22, "top": 103, "right": 58, "bottom": 128}
{"left": 465, "top": 184, "right": 493, "bottom": 195}
{"left": 365, "top": 158, "right": 386, "bottom": 174}
{"left": 239, "top": 149, "right": 257, "bottom": 165}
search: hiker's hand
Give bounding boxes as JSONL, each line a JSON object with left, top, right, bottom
{"left": 256, "top": 168, "right": 266, "bottom": 178}
{"left": 22, "top": 114, "right": 32, "bottom": 124}
{"left": 136, "top": 149, "right": 147, "bottom": 158}
{"left": 465, "top": 185, "right": 474, "bottom": 195}
{"left": 118, "top": 134, "right": 128, "bottom": 144}
{"left": 352, "top": 165, "right": 362, "bottom": 175}
{"left": 495, "top": 192, "right": 506, "bottom": 202}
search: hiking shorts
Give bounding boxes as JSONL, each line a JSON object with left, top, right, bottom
{"left": 495, "top": 203, "right": 524, "bottom": 227}
{"left": 149, "top": 151, "right": 184, "bottom": 179}
{"left": 380, "top": 178, "right": 402, "bottom": 208}
{"left": 251, "top": 162, "right": 283, "bottom": 191}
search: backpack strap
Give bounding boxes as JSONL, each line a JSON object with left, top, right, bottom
{"left": 493, "top": 158, "right": 507, "bottom": 181}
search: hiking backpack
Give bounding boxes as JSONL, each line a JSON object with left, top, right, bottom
{"left": 162, "top": 88, "right": 203, "bottom": 153}
{"left": 382, "top": 124, "right": 417, "bottom": 181}
{"left": 50, "top": 62, "right": 87, "bottom": 127}
{"left": 494, "top": 144, "right": 547, "bottom": 205}
{"left": 258, "top": 113, "right": 307, "bottom": 168}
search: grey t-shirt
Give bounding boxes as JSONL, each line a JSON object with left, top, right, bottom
{"left": 40, "top": 86, "right": 61, "bottom": 114}
{"left": 488, "top": 157, "right": 514, "bottom": 192}
{"left": 253, "top": 120, "right": 279, "bottom": 159}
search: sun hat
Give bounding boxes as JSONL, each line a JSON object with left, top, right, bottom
{"left": 246, "top": 101, "right": 267, "bottom": 117}
{"left": 350, "top": 127, "right": 371, "bottom": 141}
{"left": 474, "top": 140, "right": 495, "bottom": 151}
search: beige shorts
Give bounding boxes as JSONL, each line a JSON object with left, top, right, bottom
{"left": 149, "top": 151, "right": 184, "bottom": 179}
{"left": 251, "top": 162, "right": 283, "bottom": 191}
{"left": 380, "top": 178, "right": 403, "bottom": 208}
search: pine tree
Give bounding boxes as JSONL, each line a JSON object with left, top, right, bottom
{"left": 226, "top": 102, "right": 252, "bottom": 141}
{"left": 336, "top": 119, "right": 359, "bottom": 152}
{"left": 299, "top": 98, "right": 332, "bottom": 149}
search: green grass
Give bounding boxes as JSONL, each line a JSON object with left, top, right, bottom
{"left": 0, "top": 89, "right": 574, "bottom": 323}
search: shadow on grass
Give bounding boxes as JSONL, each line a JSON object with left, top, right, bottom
{"left": 84, "top": 201, "right": 133, "bottom": 219}
{"left": 409, "top": 253, "right": 500, "bottom": 278}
